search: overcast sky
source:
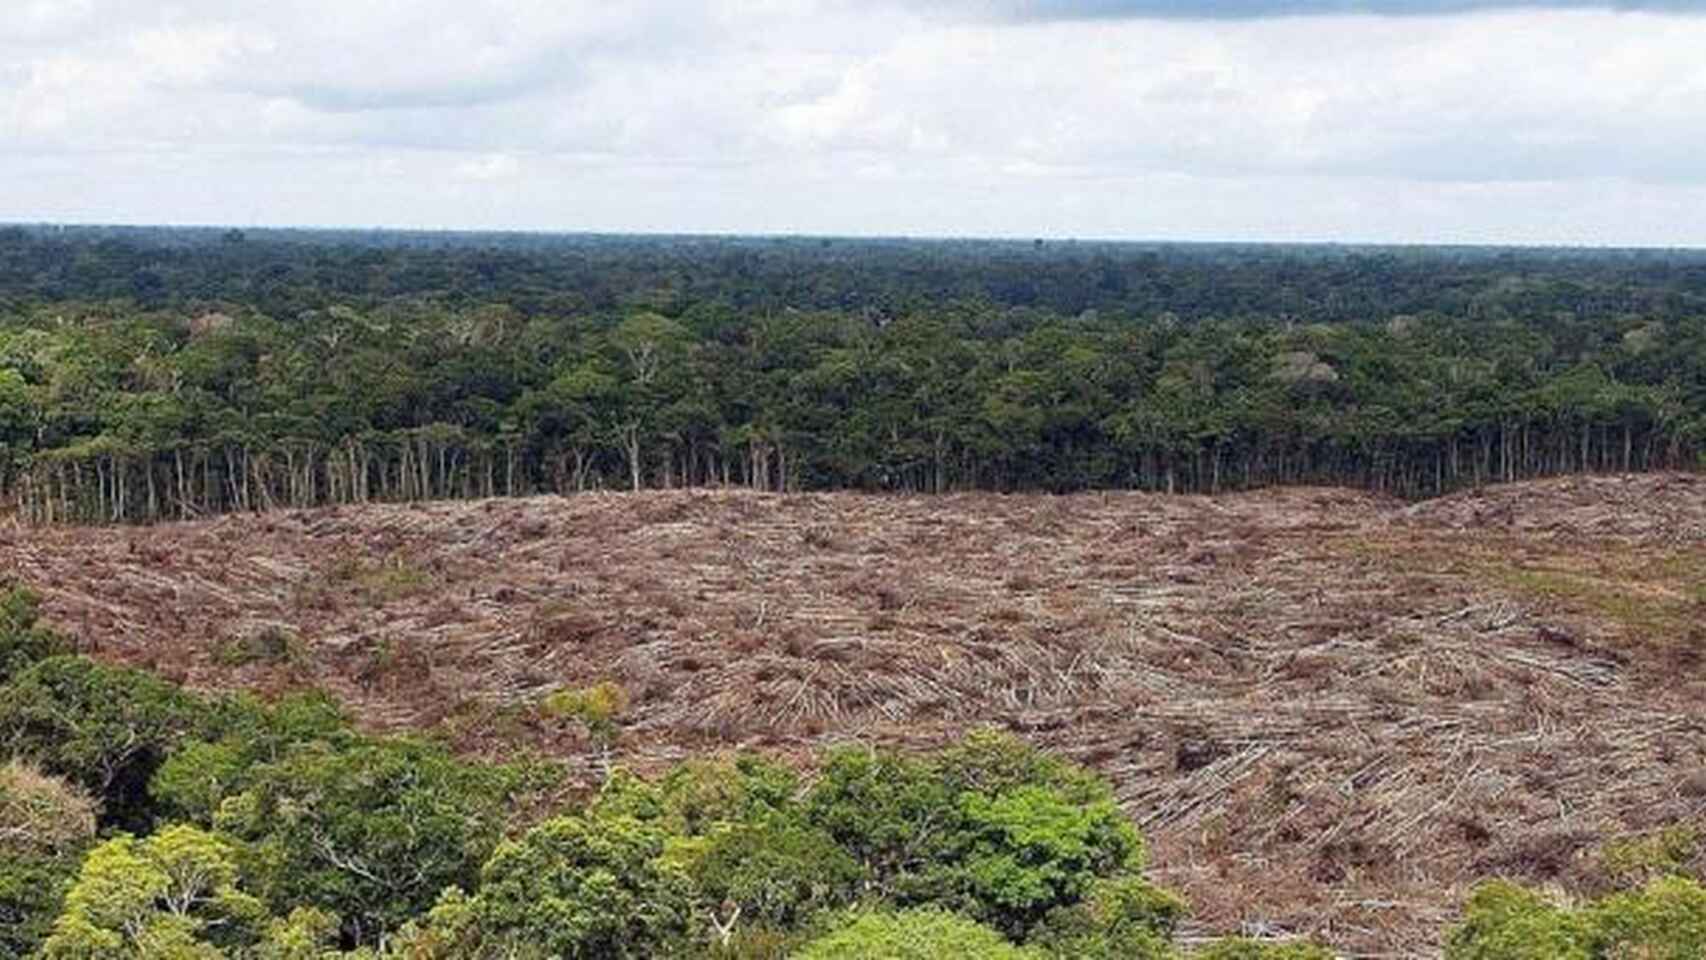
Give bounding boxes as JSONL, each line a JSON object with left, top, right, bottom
{"left": 4, "top": 0, "right": 1706, "bottom": 244}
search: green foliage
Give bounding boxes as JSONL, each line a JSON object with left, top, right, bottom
{"left": 679, "top": 818, "right": 861, "bottom": 930}
{"left": 1447, "top": 874, "right": 1706, "bottom": 960}
{"left": 1188, "top": 938, "right": 1335, "bottom": 959}
{"left": 41, "top": 824, "right": 267, "bottom": 959}
{"left": 401, "top": 813, "right": 694, "bottom": 959}
{"left": 592, "top": 753, "right": 801, "bottom": 837}
{"left": 214, "top": 737, "right": 515, "bottom": 946}
{"left": 0, "top": 760, "right": 100, "bottom": 957}
{"left": 542, "top": 681, "right": 630, "bottom": 740}
{"left": 1590, "top": 875, "right": 1706, "bottom": 959}
{"left": 150, "top": 690, "right": 352, "bottom": 825}
{"left": 255, "top": 907, "right": 346, "bottom": 960}
{"left": 1029, "top": 875, "right": 1185, "bottom": 959}
{"left": 0, "top": 655, "right": 204, "bottom": 830}
{"left": 1600, "top": 825, "right": 1701, "bottom": 886}
{"left": 804, "top": 731, "right": 1145, "bottom": 938}
{"left": 0, "top": 584, "right": 69, "bottom": 682}
{"left": 1445, "top": 881, "right": 1597, "bottom": 960}
{"left": 793, "top": 908, "right": 1045, "bottom": 960}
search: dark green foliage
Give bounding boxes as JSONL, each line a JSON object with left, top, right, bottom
{"left": 1029, "top": 875, "right": 1185, "bottom": 959}
{"left": 804, "top": 731, "right": 1146, "bottom": 939}
{"left": 6, "top": 229, "right": 1706, "bottom": 524}
{"left": 213, "top": 736, "right": 516, "bottom": 946}
{"left": 0, "top": 585, "right": 69, "bottom": 682}
{"left": 0, "top": 655, "right": 204, "bottom": 830}
{"left": 401, "top": 813, "right": 694, "bottom": 959}
{"left": 150, "top": 690, "right": 352, "bottom": 824}
{"left": 682, "top": 818, "right": 862, "bottom": 929}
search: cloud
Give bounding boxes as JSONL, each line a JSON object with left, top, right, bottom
{"left": 991, "top": 0, "right": 1706, "bottom": 18}
{"left": 1, "top": 0, "right": 1705, "bottom": 244}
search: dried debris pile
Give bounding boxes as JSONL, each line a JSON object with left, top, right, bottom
{"left": 6, "top": 474, "right": 1705, "bottom": 957}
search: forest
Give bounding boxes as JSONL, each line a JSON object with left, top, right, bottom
{"left": 2, "top": 225, "right": 1704, "bottom": 522}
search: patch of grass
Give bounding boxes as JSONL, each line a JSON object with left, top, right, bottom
{"left": 1335, "top": 534, "right": 1706, "bottom": 644}
{"left": 327, "top": 552, "right": 434, "bottom": 604}
{"left": 1601, "top": 825, "right": 1700, "bottom": 886}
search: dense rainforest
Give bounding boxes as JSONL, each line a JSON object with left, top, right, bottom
{"left": 2, "top": 225, "right": 1705, "bottom": 522}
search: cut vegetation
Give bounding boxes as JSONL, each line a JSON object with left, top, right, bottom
{"left": 5, "top": 472, "right": 1705, "bottom": 956}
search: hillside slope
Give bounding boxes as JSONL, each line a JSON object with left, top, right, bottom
{"left": 6, "top": 474, "right": 1705, "bottom": 956}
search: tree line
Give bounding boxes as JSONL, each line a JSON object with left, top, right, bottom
{"left": 2, "top": 228, "right": 1704, "bottom": 522}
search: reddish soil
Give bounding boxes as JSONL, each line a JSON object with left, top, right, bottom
{"left": 6, "top": 473, "right": 1706, "bottom": 957}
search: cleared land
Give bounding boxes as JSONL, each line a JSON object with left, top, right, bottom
{"left": 7, "top": 474, "right": 1706, "bottom": 957}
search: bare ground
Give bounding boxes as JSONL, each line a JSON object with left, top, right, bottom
{"left": 6, "top": 473, "right": 1706, "bottom": 957}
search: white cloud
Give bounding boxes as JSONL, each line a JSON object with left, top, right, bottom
{"left": 455, "top": 152, "right": 521, "bottom": 181}
{"left": 1, "top": 1, "right": 1705, "bottom": 243}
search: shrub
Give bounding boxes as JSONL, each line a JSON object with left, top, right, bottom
{"left": 794, "top": 908, "right": 1045, "bottom": 960}
{"left": 1444, "top": 880, "right": 1594, "bottom": 960}
{"left": 0, "top": 585, "right": 68, "bottom": 682}
{"left": 1448, "top": 874, "right": 1706, "bottom": 960}
{"left": 1029, "top": 875, "right": 1185, "bottom": 959}
{"left": 542, "top": 681, "right": 630, "bottom": 740}
{"left": 1600, "top": 825, "right": 1701, "bottom": 887}
{"left": 0, "top": 655, "right": 204, "bottom": 830}
{"left": 1590, "top": 875, "right": 1706, "bottom": 959}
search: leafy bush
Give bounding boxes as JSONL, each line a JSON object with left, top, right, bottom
{"left": 0, "top": 655, "right": 204, "bottom": 830}
{"left": 542, "top": 681, "right": 630, "bottom": 740}
{"left": 0, "top": 760, "right": 100, "bottom": 957}
{"left": 794, "top": 908, "right": 1045, "bottom": 960}
{"left": 1447, "top": 874, "right": 1706, "bottom": 960}
{"left": 1445, "top": 880, "right": 1596, "bottom": 960}
{"left": 1029, "top": 875, "right": 1185, "bottom": 959}
{"left": 1599, "top": 825, "right": 1700, "bottom": 887}
{"left": 1590, "top": 875, "right": 1706, "bottom": 959}
{"left": 0, "top": 585, "right": 68, "bottom": 682}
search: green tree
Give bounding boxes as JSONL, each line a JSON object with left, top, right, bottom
{"left": 41, "top": 824, "right": 267, "bottom": 959}
{"left": 0, "top": 760, "right": 100, "bottom": 957}
{"left": 794, "top": 908, "right": 1044, "bottom": 960}
{"left": 399, "top": 813, "right": 693, "bottom": 959}
{"left": 214, "top": 737, "right": 513, "bottom": 946}
{"left": 0, "top": 655, "right": 203, "bottom": 830}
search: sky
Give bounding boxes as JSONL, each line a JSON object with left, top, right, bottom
{"left": 4, "top": 0, "right": 1706, "bottom": 245}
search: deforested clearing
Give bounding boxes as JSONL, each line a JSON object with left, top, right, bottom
{"left": 7, "top": 472, "right": 1706, "bottom": 957}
